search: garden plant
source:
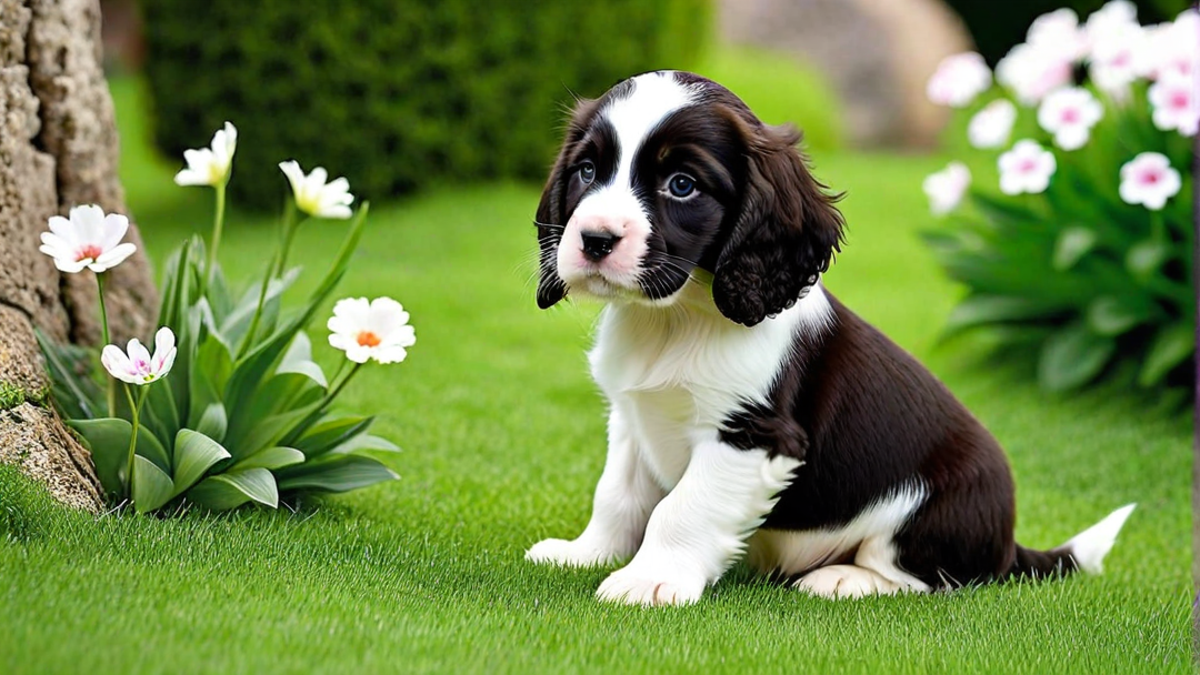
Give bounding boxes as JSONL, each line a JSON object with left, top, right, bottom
{"left": 37, "top": 123, "right": 412, "bottom": 514}
{"left": 922, "top": 0, "right": 1195, "bottom": 394}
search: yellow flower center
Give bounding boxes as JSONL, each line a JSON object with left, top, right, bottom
{"left": 356, "top": 331, "right": 381, "bottom": 347}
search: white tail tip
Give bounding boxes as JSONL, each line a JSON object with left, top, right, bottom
{"left": 1064, "top": 503, "right": 1136, "bottom": 575}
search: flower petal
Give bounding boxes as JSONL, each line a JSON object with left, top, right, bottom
{"left": 92, "top": 242, "right": 137, "bottom": 272}
{"left": 100, "top": 213, "right": 130, "bottom": 250}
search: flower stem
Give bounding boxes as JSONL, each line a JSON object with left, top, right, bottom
{"left": 274, "top": 201, "right": 299, "bottom": 278}
{"left": 239, "top": 252, "right": 278, "bottom": 359}
{"left": 203, "top": 182, "right": 227, "bottom": 295}
{"left": 97, "top": 273, "right": 115, "bottom": 417}
{"left": 322, "top": 362, "right": 363, "bottom": 411}
{"left": 279, "top": 362, "right": 363, "bottom": 448}
{"left": 123, "top": 384, "right": 148, "bottom": 503}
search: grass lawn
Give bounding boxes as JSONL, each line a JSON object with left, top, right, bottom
{"left": 1, "top": 76, "right": 1192, "bottom": 675}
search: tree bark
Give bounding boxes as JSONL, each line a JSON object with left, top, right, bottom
{"left": 0, "top": 0, "right": 157, "bottom": 512}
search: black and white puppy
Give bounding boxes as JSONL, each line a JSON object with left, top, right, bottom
{"left": 526, "top": 71, "right": 1134, "bottom": 605}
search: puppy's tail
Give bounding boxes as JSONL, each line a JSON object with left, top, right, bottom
{"left": 1009, "top": 503, "right": 1136, "bottom": 579}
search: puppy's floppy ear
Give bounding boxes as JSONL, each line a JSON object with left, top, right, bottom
{"left": 535, "top": 97, "right": 600, "bottom": 310}
{"left": 712, "top": 121, "right": 845, "bottom": 327}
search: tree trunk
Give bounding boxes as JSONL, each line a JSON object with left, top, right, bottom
{"left": 0, "top": 0, "right": 157, "bottom": 512}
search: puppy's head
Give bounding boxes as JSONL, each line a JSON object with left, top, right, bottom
{"left": 535, "top": 71, "right": 844, "bottom": 326}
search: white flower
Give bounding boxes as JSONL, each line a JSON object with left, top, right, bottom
{"left": 1037, "top": 88, "right": 1104, "bottom": 150}
{"left": 1084, "top": 0, "right": 1139, "bottom": 49}
{"left": 327, "top": 297, "right": 415, "bottom": 364}
{"left": 968, "top": 99, "right": 1017, "bottom": 148}
{"left": 998, "top": 140, "right": 1057, "bottom": 195}
{"left": 1148, "top": 70, "right": 1199, "bottom": 136}
{"left": 1148, "top": 9, "right": 1199, "bottom": 80}
{"left": 1027, "top": 8, "right": 1086, "bottom": 61}
{"left": 1119, "top": 152, "right": 1182, "bottom": 210}
{"left": 923, "top": 162, "right": 971, "bottom": 216}
{"left": 279, "top": 161, "right": 355, "bottom": 219}
{"left": 1087, "top": 22, "right": 1146, "bottom": 95}
{"left": 101, "top": 327, "right": 177, "bottom": 385}
{"left": 38, "top": 204, "right": 138, "bottom": 274}
{"left": 926, "top": 52, "right": 992, "bottom": 107}
{"left": 996, "top": 42, "right": 1074, "bottom": 105}
{"left": 174, "top": 122, "right": 237, "bottom": 187}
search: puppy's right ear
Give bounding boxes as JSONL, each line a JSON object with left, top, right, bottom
{"left": 535, "top": 97, "right": 599, "bottom": 310}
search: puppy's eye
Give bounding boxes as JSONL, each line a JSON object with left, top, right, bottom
{"left": 578, "top": 161, "right": 596, "bottom": 185}
{"left": 667, "top": 173, "right": 696, "bottom": 199}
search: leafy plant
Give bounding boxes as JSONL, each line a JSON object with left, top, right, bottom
{"left": 921, "top": 2, "right": 1195, "bottom": 394}
{"left": 38, "top": 125, "right": 413, "bottom": 513}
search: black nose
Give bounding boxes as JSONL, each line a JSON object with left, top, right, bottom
{"left": 580, "top": 231, "right": 620, "bottom": 261}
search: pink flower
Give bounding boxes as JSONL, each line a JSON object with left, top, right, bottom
{"left": 1143, "top": 9, "right": 1198, "bottom": 81}
{"left": 923, "top": 162, "right": 971, "bottom": 216}
{"left": 927, "top": 52, "right": 992, "bottom": 107}
{"left": 1027, "top": 8, "right": 1086, "bottom": 61}
{"left": 1119, "top": 152, "right": 1182, "bottom": 210}
{"left": 996, "top": 42, "right": 1074, "bottom": 105}
{"left": 1037, "top": 88, "right": 1104, "bottom": 150}
{"left": 968, "top": 99, "right": 1017, "bottom": 149}
{"left": 1148, "top": 70, "right": 1199, "bottom": 136}
{"left": 101, "top": 327, "right": 178, "bottom": 385}
{"left": 998, "top": 140, "right": 1056, "bottom": 195}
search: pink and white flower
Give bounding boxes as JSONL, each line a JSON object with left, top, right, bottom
{"left": 327, "top": 297, "right": 416, "bottom": 364}
{"left": 39, "top": 204, "right": 138, "bottom": 274}
{"left": 1084, "top": 0, "right": 1139, "bottom": 50}
{"left": 1037, "top": 87, "right": 1104, "bottom": 150}
{"left": 1087, "top": 22, "right": 1146, "bottom": 95}
{"left": 996, "top": 42, "right": 1074, "bottom": 105}
{"left": 1119, "top": 152, "right": 1182, "bottom": 210}
{"left": 926, "top": 52, "right": 992, "bottom": 107}
{"left": 998, "top": 140, "right": 1057, "bottom": 195}
{"left": 279, "top": 161, "right": 355, "bottom": 219}
{"left": 1148, "top": 70, "right": 1199, "bottom": 137}
{"left": 174, "top": 122, "right": 237, "bottom": 187}
{"left": 101, "top": 327, "right": 178, "bottom": 385}
{"left": 968, "top": 99, "right": 1017, "bottom": 148}
{"left": 1142, "top": 9, "right": 1198, "bottom": 80}
{"left": 923, "top": 162, "right": 971, "bottom": 216}
{"left": 1027, "top": 8, "right": 1086, "bottom": 61}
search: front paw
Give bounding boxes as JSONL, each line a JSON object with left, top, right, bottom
{"left": 595, "top": 564, "right": 706, "bottom": 606}
{"left": 525, "top": 538, "right": 620, "bottom": 567}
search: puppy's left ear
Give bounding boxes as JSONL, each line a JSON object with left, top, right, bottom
{"left": 712, "top": 122, "right": 844, "bottom": 327}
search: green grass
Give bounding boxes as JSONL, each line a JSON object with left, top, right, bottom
{"left": 0, "top": 76, "right": 1191, "bottom": 675}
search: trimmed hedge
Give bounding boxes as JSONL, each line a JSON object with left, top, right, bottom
{"left": 140, "top": 1, "right": 711, "bottom": 209}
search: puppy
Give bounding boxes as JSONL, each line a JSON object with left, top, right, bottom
{"left": 526, "top": 71, "right": 1134, "bottom": 605}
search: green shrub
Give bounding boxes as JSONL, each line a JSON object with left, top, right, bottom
{"left": 140, "top": 0, "right": 712, "bottom": 209}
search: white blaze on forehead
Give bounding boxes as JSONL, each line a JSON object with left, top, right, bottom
{"left": 579, "top": 72, "right": 700, "bottom": 220}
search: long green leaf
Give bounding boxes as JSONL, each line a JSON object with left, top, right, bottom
{"left": 232, "top": 446, "right": 305, "bottom": 471}
{"left": 1037, "top": 324, "right": 1117, "bottom": 392}
{"left": 942, "top": 295, "right": 1066, "bottom": 338}
{"left": 1052, "top": 226, "right": 1097, "bottom": 271}
{"left": 188, "top": 468, "right": 279, "bottom": 510}
{"left": 275, "top": 454, "right": 398, "bottom": 494}
{"left": 1086, "top": 295, "right": 1157, "bottom": 336}
{"left": 68, "top": 417, "right": 171, "bottom": 496}
{"left": 195, "top": 403, "right": 228, "bottom": 443}
{"left": 330, "top": 434, "right": 402, "bottom": 455}
{"left": 1138, "top": 324, "right": 1193, "bottom": 387}
{"left": 292, "top": 416, "right": 374, "bottom": 459}
{"left": 172, "top": 429, "right": 232, "bottom": 496}
{"left": 132, "top": 455, "right": 174, "bottom": 514}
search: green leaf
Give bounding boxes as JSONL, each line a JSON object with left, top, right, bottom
{"left": 195, "top": 403, "right": 228, "bottom": 443}
{"left": 188, "top": 468, "right": 279, "bottom": 510}
{"left": 67, "top": 418, "right": 132, "bottom": 498}
{"left": 277, "top": 332, "right": 328, "bottom": 388}
{"left": 330, "top": 433, "right": 402, "bottom": 455}
{"left": 35, "top": 329, "right": 101, "bottom": 420}
{"left": 1138, "top": 324, "right": 1193, "bottom": 387}
{"left": 1052, "top": 226, "right": 1097, "bottom": 271}
{"left": 172, "top": 429, "right": 232, "bottom": 496}
{"left": 1037, "top": 324, "right": 1117, "bottom": 391}
{"left": 224, "top": 203, "right": 368, "bottom": 423}
{"left": 132, "top": 455, "right": 175, "bottom": 514}
{"left": 233, "top": 446, "right": 305, "bottom": 471}
{"left": 1126, "top": 240, "right": 1170, "bottom": 281}
{"left": 942, "top": 295, "right": 1064, "bottom": 338}
{"left": 276, "top": 454, "right": 398, "bottom": 494}
{"left": 221, "top": 267, "right": 301, "bottom": 349}
{"left": 1086, "top": 296, "right": 1156, "bottom": 336}
{"left": 223, "top": 373, "right": 324, "bottom": 459}
{"left": 68, "top": 417, "right": 171, "bottom": 496}
{"left": 188, "top": 337, "right": 233, "bottom": 426}
{"left": 292, "top": 416, "right": 374, "bottom": 458}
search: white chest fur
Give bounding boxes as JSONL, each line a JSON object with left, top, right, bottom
{"left": 587, "top": 284, "right": 832, "bottom": 490}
